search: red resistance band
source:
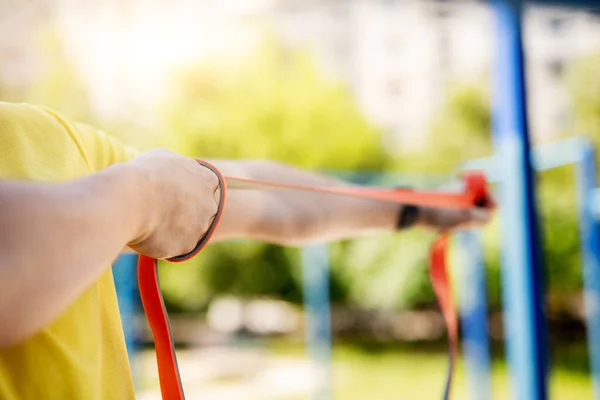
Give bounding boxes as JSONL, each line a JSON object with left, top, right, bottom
{"left": 137, "top": 162, "right": 493, "bottom": 400}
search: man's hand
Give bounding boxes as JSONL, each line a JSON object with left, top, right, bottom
{"left": 418, "top": 204, "right": 495, "bottom": 232}
{"left": 0, "top": 148, "right": 223, "bottom": 346}
{"left": 126, "top": 149, "right": 221, "bottom": 259}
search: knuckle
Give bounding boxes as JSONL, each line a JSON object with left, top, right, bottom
{"left": 181, "top": 240, "right": 198, "bottom": 256}
{"left": 208, "top": 171, "right": 219, "bottom": 186}
{"left": 152, "top": 148, "right": 171, "bottom": 157}
{"left": 173, "top": 232, "right": 198, "bottom": 258}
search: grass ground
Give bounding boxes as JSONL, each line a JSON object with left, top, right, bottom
{"left": 269, "top": 340, "right": 592, "bottom": 400}
{"left": 136, "top": 339, "right": 593, "bottom": 399}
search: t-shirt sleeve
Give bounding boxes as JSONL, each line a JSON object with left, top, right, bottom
{"left": 0, "top": 102, "right": 140, "bottom": 175}
{"left": 32, "top": 104, "right": 140, "bottom": 172}
{"left": 71, "top": 122, "right": 140, "bottom": 172}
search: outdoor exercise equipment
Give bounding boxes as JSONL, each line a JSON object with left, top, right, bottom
{"left": 459, "top": 136, "right": 600, "bottom": 400}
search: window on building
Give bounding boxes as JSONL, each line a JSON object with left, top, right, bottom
{"left": 387, "top": 34, "right": 401, "bottom": 54}
{"left": 431, "top": 0, "right": 452, "bottom": 20}
{"left": 333, "top": 38, "right": 352, "bottom": 65}
{"left": 435, "top": 8, "right": 450, "bottom": 19}
{"left": 386, "top": 78, "right": 402, "bottom": 98}
{"left": 329, "top": 2, "right": 350, "bottom": 20}
{"left": 548, "top": 59, "right": 565, "bottom": 79}
{"left": 548, "top": 17, "right": 570, "bottom": 35}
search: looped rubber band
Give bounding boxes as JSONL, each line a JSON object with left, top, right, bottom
{"left": 136, "top": 167, "right": 491, "bottom": 400}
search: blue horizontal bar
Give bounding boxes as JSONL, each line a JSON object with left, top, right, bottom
{"left": 527, "top": 0, "right": 600, "bottom": 10}
{"left": 462, "top": 136, "right": 588, "bottom": 181}
{"left": 590, "top": 189, "right": 600, "bottom": 218}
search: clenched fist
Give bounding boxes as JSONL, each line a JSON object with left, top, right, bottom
{"left": 126, "top": 149, "right": 221, "bottom": 259}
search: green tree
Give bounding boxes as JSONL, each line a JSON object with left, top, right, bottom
{"left": 26, "top": 27, "right": 93, "bottom": 121}
{"left": 401, "top": 81, "right": 492, "bottom": 173}
{"left": 567, "top": 51, "right": 600, "bottom": 147}
{"left": 163, "top": 37, "right": 388, "bottom": 170}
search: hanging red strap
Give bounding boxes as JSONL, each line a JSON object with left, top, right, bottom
{"left": 430, "top": 234, "right": 458, "bottom": 400}
{"left": 138, "top": 256, "right": 185, "bottom": 399}
{"left": 137, "top": 165, "right": 491, "bottom": 400}
{"left": 427, "top": 172, "right": 490, "bottom": 400}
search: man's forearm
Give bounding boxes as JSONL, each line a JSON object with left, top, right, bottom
{"left": 209, "top": 160, "right": 402, "bottom": 245}
{"left": 239, "top": 190, "right": 401, "bottom": 245}
{"left": 209, "top": 160, "right": 483, "bottom": 245}
{"left": 0, "top": 164, "right": 147, "bottom": 346}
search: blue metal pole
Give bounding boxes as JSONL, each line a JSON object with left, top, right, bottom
{"left": 457, "top": 231, "right": 492, "bottom": 400}
{"left": 492, "top": 1, "right": 547, "bottom": 399}
{"left": 576, "top": 141, "right": 600, "bottom": 400}
{"left": 112, "top": 254, "right": 140, "bottom": 376}
{"left": 301, "top": 244, "right": 333, "bottom": 400}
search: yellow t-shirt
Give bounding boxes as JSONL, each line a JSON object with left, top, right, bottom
{"left": 0, "top": 102, "right": 139, "bottom": 399}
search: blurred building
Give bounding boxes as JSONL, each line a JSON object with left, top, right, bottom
{"left": 50, "top": 0, "right": 272, "bottom": 122}
{"left": 0, "top": 0, "right": 53, "bottom": 93}
{"left": 271, "top": 0, "right": 600, "bottom": 150}
{"left": 1, "top": 0, "right": 600, "bottom": 149}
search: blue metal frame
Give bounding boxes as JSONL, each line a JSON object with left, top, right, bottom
{"left": 301, "top": 244, "right": 334, "bottom": 400}
{"left": 112, "top": 253, "right": 140, "bottom": 379}
{"left": 456, "top": 230, "right": 493, "bottom": 400}
{"left": 459, "top": 137, "right": 600, "bottom": 400}
{"left": 492, "top": 1, "right": 547, "bottom": 399}
{"left": 579, "top": 144, "right": 600, "bottom": 400}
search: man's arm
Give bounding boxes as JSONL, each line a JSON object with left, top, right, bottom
{"left": 207, "top": 160, "right": 492, "bottom": 245}
{"left": 0, "top": 151, "right": 490, "bottom": 347}
{"left": 0, "top": 150, "right": 220, "bottom": 347}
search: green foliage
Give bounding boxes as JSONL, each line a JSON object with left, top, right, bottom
{"left": 538, "top": 168, "right": 581, "bottom": 313}
{"left": 327, "top": 232, "right": 436, "bottom": 310}
{"left": 163, "top": 37, "right": 389, "bottom": 170}
{"left": 26, "top": 27, "right": 93, "bottom": 121}
{"left": 401, "top": 81, "right": 492, "bottom": 173}
{"left": 567, "top": 51, "right": 600, "bottom": 146}
{"left": 158, "top": 243, "right": 304, "bottom": 312}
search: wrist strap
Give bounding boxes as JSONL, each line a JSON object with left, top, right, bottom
{"left": 397, "top": 204, "right": 420, "bottom": 229}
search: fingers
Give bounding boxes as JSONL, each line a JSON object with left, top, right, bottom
{"left": 469, "top": 207, "right": 492, "bottom": 224}
{"left": 127, "top": 150, "right": 226, "bottom": 260}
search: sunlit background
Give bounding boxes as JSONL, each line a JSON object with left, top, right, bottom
{"left": 4, "top": 0, "right": 600, "bottom": 399}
